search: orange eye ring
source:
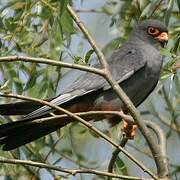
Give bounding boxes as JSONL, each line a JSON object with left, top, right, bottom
{"left": 147, "top": 27, "right": 160, "bottom": 36}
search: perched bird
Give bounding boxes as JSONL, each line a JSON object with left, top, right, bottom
{"left": 0, "top": 19, "right": 168, "bottom": 151}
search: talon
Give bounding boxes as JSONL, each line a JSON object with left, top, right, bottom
{"left": 122, "top": 121, "right": 138, "bottom": 139}
{"left": 123, "top": 121, "right": 128, "bottom": 129}
{"left": 130, "top": 124, "right": 138, "bottom": 139}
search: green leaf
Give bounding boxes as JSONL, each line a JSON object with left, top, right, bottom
{"left": 79, "top": 128, "right": 87, "bottom": 134}
{"left": 172, "top": 33, "right": 180, "bottom": 53}
{"left": 115, "top": 156, "right": 128, "bottom": 175}
{"left": 164, "top": 0, "right": 174, "bottom": 26}
{"left": 177, "top": 0, "right": 180, "bottom": 11}
{"left": 0, "top": 80, "right": 10, "bottom": 91}
{"left": 140, "top": 0, "right": 162, "bottom": 19}
{"left": 161, "top": 72, "right": 171, "bottom": 80}
{"left": 174, "top": 75, "right": 180, "bottom": 94}
{"left": 88, "top": 129, "right": 100, "bottom": 138}
{"left": 60, "top": 0, "right": 69, "bottom": 16}
{"left": 160, "top": 48, "right": 172, "bottom": 57}
{"left": 0, "top": 39, "right": 2, "bottom": 48}
{"left": 76, "top": 153, "right": 86, "bottom": 161}
{"left": 15, "top": 42, "right": 22, "bottom": 52}
{"left": 74, "top": 56, "right": 82, "bottom": 63}
{"left": 3, "top": 34, "right": 13, "bottom": 40}
{"left": 50, "top": 17, "right": 63, "bottom": 58}
{"left": 4, "top": 17, "right": 16, "bottom": 32}
{"left": 60, "top": 10, "right": 74, "bottom": 45}
{"left": 84, "top": 49, "right": 94, "bottom": 64}
{"left": 24, "top": 70, "right": 44, "bottom": 91}
{"left": 61, "top": 149, "right": 73, "bottom": 156}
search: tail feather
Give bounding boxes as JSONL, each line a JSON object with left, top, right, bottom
{"left": 0, "top": 117, "right": 71, "bottom": 151}
{"left": 0, "top": 119, "right": 35, "bottom": 136}
{"left": 0, "top": 125, "right": 59, "bottom": 151}
{"left": 0, "top": 101, "right": 43, "bottom": 115}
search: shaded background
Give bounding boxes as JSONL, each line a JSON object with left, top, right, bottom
{"left": 0, "top": 0, "right": 179, "bottom": 179}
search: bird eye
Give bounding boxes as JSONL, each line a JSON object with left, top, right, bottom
{"left": 147, "top": 27, "right": 159, "bottom": 36}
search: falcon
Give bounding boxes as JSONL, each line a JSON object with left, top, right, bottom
{"left": 0, "top": 19, "right": 168, "bottom": 150}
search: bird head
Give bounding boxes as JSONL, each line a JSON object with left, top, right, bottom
{"left": 131, "top": 19, "right": 168, "bottom": 48}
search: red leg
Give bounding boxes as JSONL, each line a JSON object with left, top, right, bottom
{"left": 122, "top": 120, "right": 138, "bottom": 139}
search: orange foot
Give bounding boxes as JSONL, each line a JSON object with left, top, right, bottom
{"left": 122, "top": 121, "right": 138, "bottom": 139}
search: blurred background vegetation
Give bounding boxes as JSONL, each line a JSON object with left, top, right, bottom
{"left": 0, "top": 0, "right": 179, "bottom": 179}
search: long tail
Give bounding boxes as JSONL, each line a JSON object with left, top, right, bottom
{"left": 0, "top": 116, "right": 72, "bottom": 151}
{"left": 0, "top": 101, "right": 43, "bottom": 115}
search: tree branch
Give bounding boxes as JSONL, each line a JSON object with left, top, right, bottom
{"left": 145, "top": 121, "right": 169, "bottom": 177}
{"left": 107, "top": 136, "right": 128, "bottom": 180}
{"left": 0, "top": 56, "right": 104, "bottom": 76}
{"left": 0, "top": 157, "right": 150, "bottom": 180}
{"left": 1, "top": 110, "right": 132, "bottom": 125}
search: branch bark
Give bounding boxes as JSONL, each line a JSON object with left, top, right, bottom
{"left": 0, "top": 157, "right": 150, "bottom": 180}
{"left": 108, "top": 136, "right": 128, "bottom": 180}
{"left": 0, "top": 56, "right": 104, "bottom": 76}
{"left": 145, "top": 121, "right": 169, "bottom": 178}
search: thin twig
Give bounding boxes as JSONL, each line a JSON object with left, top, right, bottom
{"left": 158, "top": 114, "right": 180, "bottom": 133}
{"left": 108, "top": 136, "right": 128, "bottom": 180}
{"left": 162, "top": 87, "right": 180, "bottom": 138}
{"left": 35, "top": 136, "right": 63, "bottom": 176}
{"left": 0, "top": 110, "right": 132, "bottom": 125}
{"left": 75, "top": 8, "right": 102, "bottom": 13}
{"left": 0, "top": 157, "right": 149, "bottom": 180}
{"left": 145, "top": 121, "right": 169, "bottom": 177}
{"left": 0, "top": 56, "right": 104, "bottom": 76}
{"left": 146, "top": 102, "right": 180, "bottom": 133}
{"left": 127, "top": 143, "right": 152, "bottom": 159}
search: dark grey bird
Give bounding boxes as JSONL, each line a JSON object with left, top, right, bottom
{"left": 0, "top": 19, "right": 168, "bottom": 150}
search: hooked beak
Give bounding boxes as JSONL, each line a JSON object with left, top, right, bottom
{"left": 155, "top": 32, "right": 168, "bottom": 42}
{"left": 155, "top": 32, "right": 168, "bottom": 47}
